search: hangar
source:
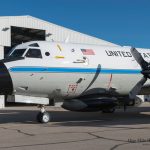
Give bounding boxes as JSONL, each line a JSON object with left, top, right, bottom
{"left": 0, "top": 15, "right": 118, "bottom": 59}
{"left": 0, "top": 15, "right": 118, "bottom": 108}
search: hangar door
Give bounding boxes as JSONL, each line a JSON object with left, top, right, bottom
{"left": 4, "top": 26, "right": 46, "bottom": 57}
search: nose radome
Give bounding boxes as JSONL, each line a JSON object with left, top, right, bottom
{"left": 0, "top": 61, "right": 13, "bottom": 95}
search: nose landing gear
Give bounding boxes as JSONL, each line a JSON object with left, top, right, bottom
{"left": 37, "top": 105, "right": 50, "bottom": 123}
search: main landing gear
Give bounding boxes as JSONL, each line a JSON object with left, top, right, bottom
{"left": 36, "top": 105, "right": 50, "bottom": 123}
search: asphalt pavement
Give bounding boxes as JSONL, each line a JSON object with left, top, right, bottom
{"left": 1, "top": 103, "right": 150, "bottom": 150}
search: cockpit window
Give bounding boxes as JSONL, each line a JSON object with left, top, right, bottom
{"left": 25, "top": 48, "right": 42, "bottom": 58}
{"left": 9, "top": 49, "right": 26, "bottom": 58}
{"left": 29, "top": 43, "right": 39, "bottom": 47}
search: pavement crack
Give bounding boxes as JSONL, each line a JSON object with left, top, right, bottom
{"left": 110, "top": 142, "right": 130, "bottom": 150}
{"left": 88, "top": 132, "right": 128, "bottom": 143}
{"left": 0, "top": 137, "right": 98, "bottom": 149}
{"left": 88, "top": 132, "right": 132, "bottom": 150}
{"left": 15, "top": 129, "right": 35, "bottom": 136}
{"left": 0, "top": 127, "right": 35, "bottom": 136}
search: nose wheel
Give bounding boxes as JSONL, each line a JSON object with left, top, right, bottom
{"left": 37, "top": 105, "right": 51, "bottom": 123}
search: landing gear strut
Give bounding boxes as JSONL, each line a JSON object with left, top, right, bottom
{"left": 36, "top": 105, "right": 50, "bottom": 123}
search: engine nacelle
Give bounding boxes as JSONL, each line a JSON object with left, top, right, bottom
{"left": 62, "top": 97, "right": 117, "bottom": 112}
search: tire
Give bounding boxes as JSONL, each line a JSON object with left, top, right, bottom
{"left": 36, "top": 112, "right": 50, "bottom": 123}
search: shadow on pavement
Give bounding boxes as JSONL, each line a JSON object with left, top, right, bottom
{"left": 0, "top": 106, "right": 150, "bottom": 127}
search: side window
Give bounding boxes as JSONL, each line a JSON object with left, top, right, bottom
{"left": 25, "top": 49, "right": 42, "bottom": 58}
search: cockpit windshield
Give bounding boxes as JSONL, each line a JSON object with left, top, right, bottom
{"left": 8, "top": 49, "right": 26, "bottom": 58}
{"left": 25, "top": 48, "right": 42, "bottom": 58}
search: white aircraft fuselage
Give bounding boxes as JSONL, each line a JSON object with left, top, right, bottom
{"left": 1, "top": 41, "right": 150, "bottom": 123}
{"left": 1, "top": 41, "right": 150, "bottom": 99}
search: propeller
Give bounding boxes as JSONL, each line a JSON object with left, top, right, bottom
{"left": 130, "top": 47, "right": 148, "bottom": 70}
{"left": 129, "top": 77, "right": 147, "bottom": 99}
{"left": 129, "top": 47, "right": 150, "bottom": 99}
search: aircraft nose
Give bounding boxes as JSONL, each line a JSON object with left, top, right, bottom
{"left": 0, "top": 61, "right": 13, "bottom": 95}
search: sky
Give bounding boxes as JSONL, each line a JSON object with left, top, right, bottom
{"left": 0, "top": 0, "right": 150, "bottom": 48}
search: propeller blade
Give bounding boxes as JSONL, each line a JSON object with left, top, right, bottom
{"left": 130, "top": 47, "right": 148, "bottom": 70}
{"left": 129, "top": 77, "right": 147, "bottom": 99}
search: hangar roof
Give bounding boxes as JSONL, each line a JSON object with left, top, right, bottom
{"left": 0, "top": 15, "right": 119, "bottom": 47}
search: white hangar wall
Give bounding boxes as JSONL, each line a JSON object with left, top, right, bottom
{"left": 0, "top": 46, "right": 4, "bottom": 58}
{"left": 0, "top": 15, "right": 118, "bottom": 47}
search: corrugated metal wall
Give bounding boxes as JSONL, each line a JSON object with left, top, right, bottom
{"left": 0, "top": 46, "right": 4, "bottom": 59}
{"left": 0, "top": 17, "right": 10, "bottom": 46}
{"left": 0, "top": 16, "right": 119, "bottom": 47}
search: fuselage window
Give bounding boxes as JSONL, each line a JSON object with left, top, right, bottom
{"left": 45, "top": 52, "right": 50, "bottom": 56}
{"left": 9, "top": 49, "right": 26, "bottom": 58}
{"left": 29, "top": 43, "right": 39, "bottom": 47}
{"left": 25, "top": 48, "right": 42, "bottom": 58}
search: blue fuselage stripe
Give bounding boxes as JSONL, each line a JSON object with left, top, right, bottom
{"left": 9, "top": 67, "right": 141, "bottom": 74}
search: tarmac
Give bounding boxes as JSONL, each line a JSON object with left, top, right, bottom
{"left": 1, "top": 103, "right": 150, "bottom": 150}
